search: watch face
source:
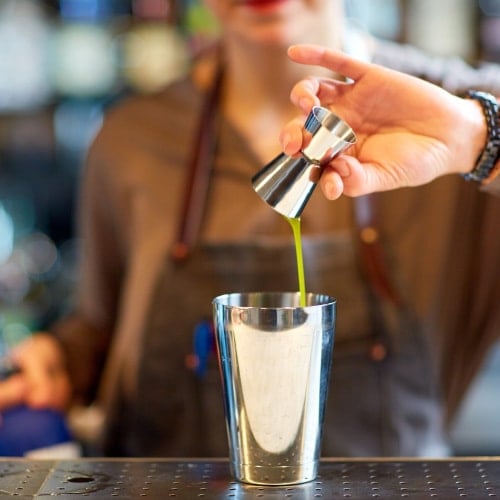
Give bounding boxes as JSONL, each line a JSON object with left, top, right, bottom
{"left": 0, "top": 0, "right": 53, "bottom": 111}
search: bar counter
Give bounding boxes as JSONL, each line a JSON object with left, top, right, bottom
{"left": 1, "top": 457, "right": 499, "bottom": 498}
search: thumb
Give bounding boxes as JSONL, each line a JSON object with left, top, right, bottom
{"left": 321, "top": 156, "right": 388, "bottom": 197}
{"left": 279, "top": 117, "right": 307, "bottom": 155}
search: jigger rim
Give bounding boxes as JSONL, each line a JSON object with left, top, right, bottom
{"left": 305, "top": 105, "right": 357, "bottom": 149}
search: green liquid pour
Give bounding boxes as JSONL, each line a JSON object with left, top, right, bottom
{"left": 286, "top": 216, "right": 306, "bottom": 307}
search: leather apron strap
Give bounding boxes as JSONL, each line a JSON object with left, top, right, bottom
{"left": 170, "top": 57, "right": 224, "bottom": 262}
{"left": 354, "top": 194, "right": 403, "bottom": 307}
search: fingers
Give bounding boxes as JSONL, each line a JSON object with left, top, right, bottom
{"left": 320, "top": 156, "right": 385, "bottom": 198}
{"left": 287, "top": 44, "right": 370, "bottom": 81}
{"left": 10, "top": 335, "right": 71, "bottom": 411}
{"left": 279, "top": 117, "right": 306, "bottom": 155}
{"left": 0, "top": 375, "right": 27, "bottom": 409}
{"left": 290, "top": 77, "right": 349, "bottom": 113}
{"left": 331, "top": 157, "right": 372, "bottom": 197}
{"left": 289, "top": 78, "right": 321, "bottom": 113}
{"left": 23, "top": 356, "right": 69, "bottom": 410}
{"left": 318, "top": 167, "right": 345, "bottom": 200}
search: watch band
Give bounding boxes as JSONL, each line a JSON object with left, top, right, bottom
{"left": 463, "top": 90, "right": 500, "bottom": 183}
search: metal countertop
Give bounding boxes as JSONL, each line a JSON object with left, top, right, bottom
{"left": 1, "top": 457, "right": 499, "bottom": 498}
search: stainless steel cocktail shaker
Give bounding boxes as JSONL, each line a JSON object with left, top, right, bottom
{"left": 213, "top": 292, "right": 336, "bottom": 485}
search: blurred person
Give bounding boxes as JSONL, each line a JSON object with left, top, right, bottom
{"left": 1, "top": 0, "right": 500, "bottom": 457}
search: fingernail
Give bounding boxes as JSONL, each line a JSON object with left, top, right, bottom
{"left": 325, "top": 181, "right": 339, "bottom": 200}
{"left": 299, "top": 97, "right": 313, "bottom": 112}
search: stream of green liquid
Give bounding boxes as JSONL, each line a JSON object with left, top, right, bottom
{"left": 286, "top": 216, "right": 306, "bottom": 307}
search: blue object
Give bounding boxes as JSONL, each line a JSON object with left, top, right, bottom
{"left": 59, "top": 0, "right": 130, "bottom": 21}
{"left": 193, "top": 320, "right": 215, "bottom": 378}
{"left": 0, "top": 405, "right": 73, "bottom": 456}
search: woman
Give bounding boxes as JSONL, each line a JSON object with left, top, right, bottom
{"left": 2, "top": 0, "right": 500, "bottom": 457}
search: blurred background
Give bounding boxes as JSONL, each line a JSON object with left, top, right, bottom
{"left": 0, "top": 0, "right": 498, "bottom": 455}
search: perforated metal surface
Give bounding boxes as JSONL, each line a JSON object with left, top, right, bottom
{"left": 0, "top": 458, "right": 499, "bottom": 498}
{"left": 0, "top": 460, "right": 52, "bottom": 498}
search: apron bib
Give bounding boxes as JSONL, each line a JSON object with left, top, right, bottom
{"left": 104, "top": 232, "right": 448, "bottom": 457}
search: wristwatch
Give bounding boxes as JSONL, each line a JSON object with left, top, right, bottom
{"left": 463, "top": 90, "right": 500, "bottom": 187}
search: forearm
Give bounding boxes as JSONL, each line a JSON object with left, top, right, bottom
{"left": 480, "top": 164, "right": 500, "bottom": 195}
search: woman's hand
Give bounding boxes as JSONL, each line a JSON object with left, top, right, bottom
{"left": 280, "top": 44, "right": 488, "bottom": 199}
{"left": 0, "top": 334, "right": 71, "bottom": 412}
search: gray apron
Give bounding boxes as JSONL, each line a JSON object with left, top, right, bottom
{"left": 104, "top": 231, "right": 448, "bottom": 457}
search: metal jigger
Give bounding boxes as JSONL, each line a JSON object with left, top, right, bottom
{"left": 252, "top": 106, "right": 356, "bottom": 218}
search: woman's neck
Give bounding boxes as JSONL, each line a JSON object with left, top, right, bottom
{"left": 226, "top": 45, "right": 300, "bottom": 106}
{"left": 220, "top": 33, "right": 342, "bottom": 162}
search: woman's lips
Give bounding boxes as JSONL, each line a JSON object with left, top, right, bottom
{"left": 237, "top": 0, "right": 289, "bottom": 10}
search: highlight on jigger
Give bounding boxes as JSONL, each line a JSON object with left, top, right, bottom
{"left": 251, "top": 106, "right": 356, "bottom": 218}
